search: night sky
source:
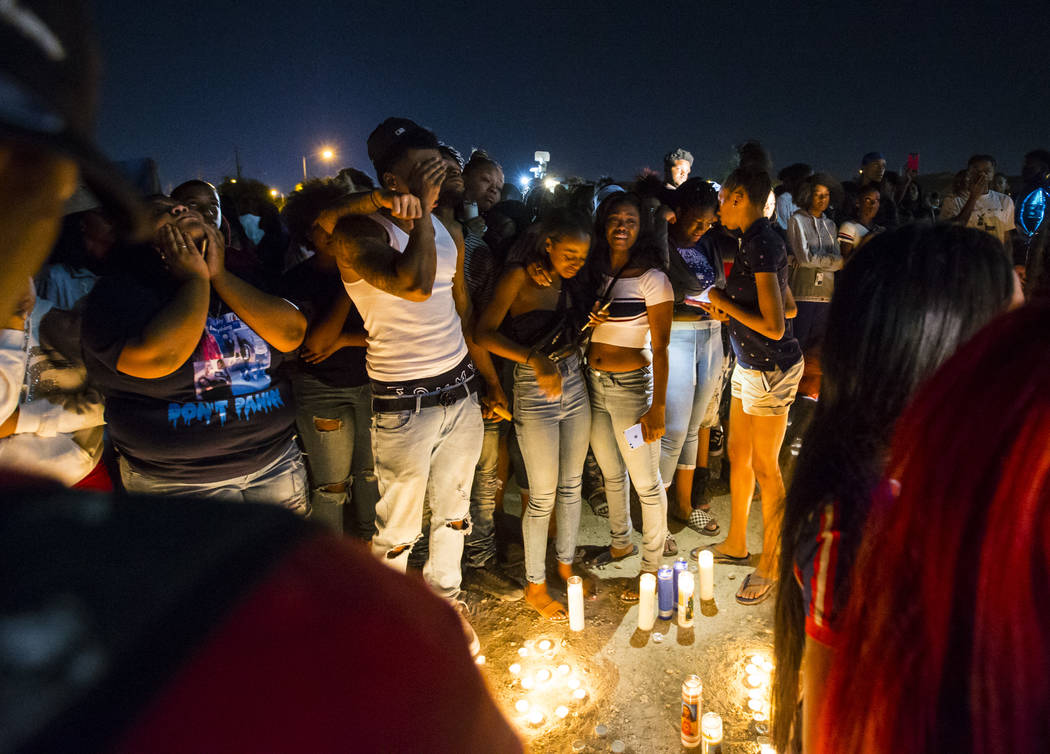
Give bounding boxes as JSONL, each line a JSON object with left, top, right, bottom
{"left": 94, "top": 0, "right": 1048, "bottom": 193}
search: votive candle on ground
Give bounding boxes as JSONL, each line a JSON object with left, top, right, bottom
{"left": 638, "top": 572, "right": 657, "bottom": 631}
{"left": 677, "top": 571, "right": 695, "bottom": 628}
{"left": 567, "top": 576, "right": 585, "bottom": 631}
{"left": 698, "top": 549, "right": 714, "bottom": 601}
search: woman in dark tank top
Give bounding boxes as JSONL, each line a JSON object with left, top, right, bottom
{"left": 476, "top": 209, "right": 596, "bottom": 621}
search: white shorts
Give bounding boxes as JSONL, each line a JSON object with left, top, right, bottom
{"left": 731, "top": 358, "right": 804, "bottom": 417}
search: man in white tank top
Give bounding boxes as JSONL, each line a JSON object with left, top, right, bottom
{"left": 320, "top": 118, "right": 502, "bottom": 655}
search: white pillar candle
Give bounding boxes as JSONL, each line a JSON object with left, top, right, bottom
{"left": 567, "top": 575, "right": 585, "bottom": 632}
{"left": 677, "top": 571, "right": 694, "bottom": 628}
{"left": 698, "top": 549, "right": 714, "bottom": 602}
{"left": 638, "top": 572, "right": 656, "bottom": 631}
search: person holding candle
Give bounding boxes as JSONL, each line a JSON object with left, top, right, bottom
{"left": 582, "top": 192, "right": 674, "bottom": 603}
{"left": 771, "top": 224, "right": 1021, "bottom": 754}
{"left": 476, "top": 208, "right": 595, "bottom": 621}
{"left": 816, "top": 302, "right": 1046, "bottom": 754}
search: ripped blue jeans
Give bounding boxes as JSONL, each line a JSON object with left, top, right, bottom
{"left": 371, "top": 391, "right": 484, "bottom": 598}
{"left": 293, "top": 374, "right": 379, "bottom": 539}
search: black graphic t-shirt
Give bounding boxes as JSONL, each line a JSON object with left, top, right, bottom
{"left": 82, "top": 274, "right": 295, "bottom": 483}
{"left": 725, "top": 218, "right": 802, "bottom": 371}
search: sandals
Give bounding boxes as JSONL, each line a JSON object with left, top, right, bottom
{"left": 588, "top": 490, "right": 609, "bottom": 518}
{"left": 586, "top": 544, "right": 638, "bottom": 567}
{"left": 687, "top": 507, "right": 720, "bottom": 536}
{"left": 527, "top": 593, "right": 568, "bottom": 621}
{"left": 664, "top": 532, "right": 678, "bottom": 556}
{"left": 736, "top": 572, "right": 776, "bottom": 606}
{"left": 689, "top": 545, "right": 751, "bottom": 565}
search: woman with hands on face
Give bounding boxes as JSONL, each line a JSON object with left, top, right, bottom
{"left": 578, "top": 192, "right": 674, "bottom": 603}
{"left": 475, "top": 209, "right": 594, "bottom": 619}
{"left": 79, "top": 196, "right": 309, "bottom": 507}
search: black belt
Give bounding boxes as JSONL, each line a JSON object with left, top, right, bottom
{"left": 371, "top": 374, "right": 478, "bottom": 413}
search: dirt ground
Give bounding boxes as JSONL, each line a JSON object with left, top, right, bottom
{"left": 466, "top": 462, "right": 776, "bottom": 754}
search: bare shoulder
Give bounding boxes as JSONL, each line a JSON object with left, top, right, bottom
{"left": 436, "top": 214, "right": 465, "bottom": 248}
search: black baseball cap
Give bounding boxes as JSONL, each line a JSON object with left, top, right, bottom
{"left": 366, "top": 117, "right": 438, "bottom": 181}
{"left": 0, "top": 0, "right": 147, "bottom": 239}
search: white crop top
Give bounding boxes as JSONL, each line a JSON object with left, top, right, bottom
{"left": 343, "top": 213, "right": 468, "bottom": 382}
{"left": 590, "top": 268, "right": 674, "bottom": 349}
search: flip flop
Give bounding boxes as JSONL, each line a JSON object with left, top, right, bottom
{"left": 620, "top": 587, "right": 641, "bottom": 604}
{"left": 588, "top": 491, "right": 609, "bottom": 518}
{"left": 685, "top": 508, "right": 720, "bottom": 537}
{"left": 528, "top": 594, "right": 568, "bottom": 622}
{"left": 689, "top": 545, "right": 750, "bottom": 565}
{"left": 735, "top": 572, "right": 776, "bottom": 606}
{"left": 587, "top": 544, "right": 638, "bottom": 567}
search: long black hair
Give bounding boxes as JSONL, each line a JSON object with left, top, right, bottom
{"left": 574, "top": 192, "right": 666, "bottom": 310}
{"left": 514, "top": 207, "right": 593, "bottom": 269}
{"left": 772, "top": 224, "right": 1016, "bottom": 752}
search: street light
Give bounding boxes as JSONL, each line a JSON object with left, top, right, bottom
{"left": 302, "top": 146, "right": 338, "bottom": 181}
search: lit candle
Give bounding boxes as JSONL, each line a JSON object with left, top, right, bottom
{"left": 567, "top": 677, "right": 581, "bottom": 690}
{"left": 536, "top": 668, "right": 552, "bottom": 683}
{"left": 677, "top": 571, "right": 695, "bottom": 628}
{"left": 528, "top": 709, "right": 545, "bottom": 726}
{"left": 681, "top": 674, "right": 702, "bottom": 748}
{"left": 515, "top": 699, "right": 530, "bottom": 713}
{"left": 673, "top": 557, "right": 689, "bottom": 607}
{"left": 746, "top": 674, "right": 762, "bottom": 688}
{"left": 557, "top": 664, "right": 571, "bottom": 676}
{"left": 573, "top": 688, "right": 587, "bottom": 700}
{"left": 748, "top": 698, "right": 763, "bottom": 712}
{"left": 555, "top": 705, "right": 569, "bottom": 719}
{"left": 701, "top": 711, "right": 723, "bottom": 753}
{"left": 521, "top": 676, "right": 534, "bottom": 690}
{"left": 745, "top": 663, "right": 759, "bottom": 676}
{"left": 509, "top": 663, "right": 521, "bottom": 675}
{"left": 538, "top": 639, "right": 552, "bottom": 651}
{"left": 567, "top": 576, "right": 585, "bottom": 632}
{"left": 698, "top": 549, "right": 714, "bottom": 602}
{"left": 638, "top": 572, "right": 657, "bottom": 631}
{"left": 658, "top": 565, "right": 675, "bottom": 620}
{"left": 518, "top": 647, "right": 529, "bottom": 657}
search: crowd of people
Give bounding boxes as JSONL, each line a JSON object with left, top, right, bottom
{"left": 3, "top": 2, "right": 1050, "bottom": 751}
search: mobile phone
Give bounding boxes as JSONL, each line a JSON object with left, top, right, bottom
{"left": 906, "top": 153, "right": 920, "bottom": 173}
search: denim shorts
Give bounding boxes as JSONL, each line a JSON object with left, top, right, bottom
{"left": 730, "top": 357, "right": 804, "bottom": 417}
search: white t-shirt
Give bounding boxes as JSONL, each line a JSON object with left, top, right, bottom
{"left": 939, "top": 190, "right": 1015, "bottom": 244}
{"left": 591, "top": 268, "right": 673, "bottom": 349}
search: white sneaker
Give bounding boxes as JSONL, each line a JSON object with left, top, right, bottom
{"left": 452, "top": 598, "right": 481, "bottom": 658}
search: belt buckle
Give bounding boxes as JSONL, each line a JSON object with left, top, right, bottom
{"left": 439, "top": 387, "right": 457, "bottom": 407}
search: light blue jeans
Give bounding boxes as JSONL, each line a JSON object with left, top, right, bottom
{"left": 293, "top": 374, "right": 379, "bottom": 539}
{"left": 515, "top": 354, "right": 591, "bottom": 584}
{"left": 587, "top": 365, "right": 668, "bottom": 573}
{"left": 659, "top": 320, "right": 724, "bottom": 483}
{"left": 119, "top": 436, "right": 308, "bottom": 513}
{"left": 370, "top": 391, "right": 484, "bottom": 599}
